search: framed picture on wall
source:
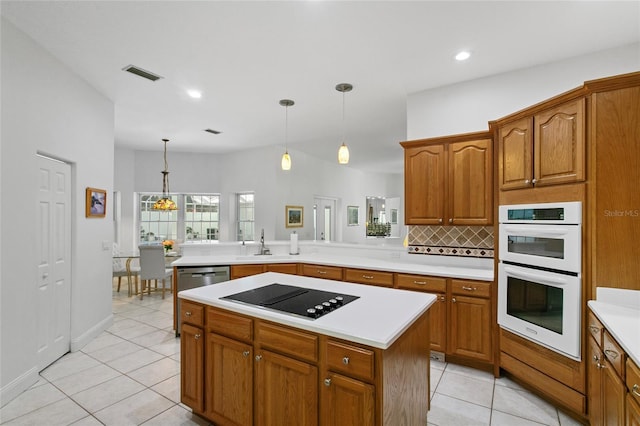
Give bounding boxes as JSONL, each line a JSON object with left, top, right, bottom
{"left": 347, "top": 205, "right": 359, "bottom": 226}
{"left": 86, "top": 187, "right": 107, "bottom": 218}
{"left": 285, "top": 205, "right": 303, "bottom": 228}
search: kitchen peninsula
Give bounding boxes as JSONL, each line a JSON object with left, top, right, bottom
{"left": 178, "top": 272, "right": 437, "bottom": 426}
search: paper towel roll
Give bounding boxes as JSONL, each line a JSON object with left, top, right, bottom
{"left": 290, "top": 232, "right": 299, "bottom": 255}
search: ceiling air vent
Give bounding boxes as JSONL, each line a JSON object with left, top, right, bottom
{"left": 122, "top": 65, "right": 163, "bottom": 82}
{"left": 204, "top": 129, "right": 222, "bottom": 135}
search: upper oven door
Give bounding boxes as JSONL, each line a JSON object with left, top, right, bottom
{"left": 499, "top": 223, "right": 581, "bottom": 273}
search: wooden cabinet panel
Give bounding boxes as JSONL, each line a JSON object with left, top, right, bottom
{"left": 266, "top": 263, "right": 298, "bottom": 275}
{"left": 300, "top": 263, "right": 343, "bottom": 281}
{"left": 404, "top": 143, "right": 446, "bottom": 225}
{"left": 325, "top": 340, "right": 375, "bottom": 382}
{"left": 231, "top": 264, "right": 265, "bottom": 279}
{"left": 255, "top": 349, "right": 318, "bottom": 426}
{"left": 396, "top": 274, "right": 446, "bottom": 293}
{"left": 533, "top": 98, "right": 585, "bottom": 187}
{"left": 206, "top": 333, "right": 253, "bottom": 426}
{"left": 602, "top": 358, "right": 626, "bottom": 426}
{"left": 257, "top": 321, "right": 318, "bottom": 363}
{"left": 344, "top": 268, "right": 394, "bottom": 287}
{"left": 208, "top": 307, "right": 253, "bottom": 342}
{"left": 449, "top": 295, "right": 492, "bottom": 362}
{"left": 449, "top": 138, "right": 493, "bottom": 225}
{"left": 498, "top": 117, "right": 533, "bottom": 190}
{"left": 180, "top": 323, "right": 204, "bottom": 412}
{"left": 450, "top": 279, "right": 491, "bottom": 299}
{"left": 322, "top": 372, "right": 375, "bottom": 426}
{"left": 603, "top": 330, "right": 626, "bottom": 377}
{"left": 180, "top": 299, "right": 204, "bottom": 327}
{"left": 627, "top": 359, "right": 640, "bottom": 407}
{"left": 627, "top": 393, "right": 640, "bottom": 426}
{"left": 587, "top": 310, "right": 604, "bottom": 348}
{"left": 588, "top": 336, "right": 603, "bottom": 426}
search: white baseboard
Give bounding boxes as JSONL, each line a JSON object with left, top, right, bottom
{"left": 0, "top": 366, "right": 39, "bottom": 408}
{"left": 70, "top": 313, "right": 113, "bottom": 352}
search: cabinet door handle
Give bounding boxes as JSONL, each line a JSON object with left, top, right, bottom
{"left": 452, "top": 297, "right": 457, "bottom": 303}
{"left": 242, "top": 351, "right": 250, "bottom": 357}
{"left": 439, "top": 296, "right": 446, "bottom": 302}
{"left": 185, "top": 311, "right": 192, "bottom": 317}
{"left": 633, "top": 384, "right": 640, "bottom": 397}
{"left": 324, "top": 378, "right": 332, "bottom": 387}
{"left": 461, "top": 286, "right": 477, "bottom": 291}
{"left": 194, "top": 333, "right": 201, "bottom": 340}
{"left": 604, "top": 349, "right": 619, "bottom": 360}
{"left": 449, "top": 218, "right": 453, "bottom": 224}
{"left": 532, "top": 178, "right": 538, "bottom": 184}
{"left": 524, "top": 179, "right": 530, "bottom": 184}
{"left": 255, "top": 355, "right": 263, "bottom": 361}
{"left": 362, "top": 275, "right": 374, "bottom": 280}
{"left": 589, "top": 325, "right": 600, "bottom": 334}
{"left": 342, "top": 356, "right": 350, "bottom": 365}
{"left": 438, "top": 218, "right": 443, "bottom": 224}
{"left": 592, "top": 354, "right": 600, "bottom": 362}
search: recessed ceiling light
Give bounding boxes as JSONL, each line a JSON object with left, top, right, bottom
{"left": 187, "top": 90, "right": 202, "bottom": 99}
{"left": 455, "top": 51, "right": 471, "bottom": 61}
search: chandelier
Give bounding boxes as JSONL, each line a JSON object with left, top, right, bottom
{"left": 152, "top": 138, "right": 178, "bottom": 211}
{"left": 336, "top": 83, "right": 353, "bottom": 164}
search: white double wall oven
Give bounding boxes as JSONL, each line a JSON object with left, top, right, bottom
{"left": 498, "top": 202, "right": 583, "bottom": 361}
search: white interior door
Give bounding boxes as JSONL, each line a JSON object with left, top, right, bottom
{"left": 37, "top": 155, "right": 72, "bottom": 371}
{"left": 313, "top": 197, "right": 336, "bottom": 241}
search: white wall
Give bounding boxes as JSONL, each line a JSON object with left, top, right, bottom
{"left": 1, "top": 18, "right": 114, "bottom": 404}
{"left": 407, "top": 43, "right": 640, "bottom": 140}
{"left": 115, "top": 145, "right": 404, "bottom": 250}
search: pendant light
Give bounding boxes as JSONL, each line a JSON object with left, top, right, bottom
{"left": 336, "top": 83, "right": 353, "bottom": 164}
{"left": 152, "top": 138, "right": 178, "bottom": 211}
{"left": 280, "top": 99, "right": 294, "bottom": 170}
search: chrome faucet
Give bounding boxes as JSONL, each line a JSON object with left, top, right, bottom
{"left": 258, "top": 228, "right": 271, "bottom": 255}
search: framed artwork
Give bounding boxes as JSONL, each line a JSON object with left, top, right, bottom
{"left": 86, "top": 187, "right": 107, "bottom": 218}
{"left": 347, "top": 206, "right": 359, "bottom": 226}
{"left": 285, "top": 205, "right": 303, "bottom": 228}
{"left": 391, "top": 209, "right": 398, "bottom": 224}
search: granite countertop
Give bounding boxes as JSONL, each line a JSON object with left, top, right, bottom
{"left": 588, "top": 287, "right": 640, "bottom": 367}
{"left": 178, "top": 272, "right": 437, "bottom": 350}
{"left": 172, "top": 252, "right": 494, "bottom": 282}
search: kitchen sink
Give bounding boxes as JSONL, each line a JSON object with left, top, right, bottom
{"left": 235, "top": 255, "right": 293, "bottom": 260}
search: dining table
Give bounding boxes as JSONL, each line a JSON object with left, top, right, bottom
{"left": 113, "top": 251, "right": 180, "bottom": 296}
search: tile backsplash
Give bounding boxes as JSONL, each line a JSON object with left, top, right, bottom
{"left": 408, "top": 225, "right": 494, "bottom": 258}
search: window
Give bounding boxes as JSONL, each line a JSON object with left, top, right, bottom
{"left": 237, "top": 192, "right": 255, "bottom": 241}
{"left": 139, "top": 194, "right": 178, "bottom": 242}
{"left": 138, "top": 193, "right": 220, "bottom": 243}
{"left": 184, "top": 194, "right": 220, "bottom": 241}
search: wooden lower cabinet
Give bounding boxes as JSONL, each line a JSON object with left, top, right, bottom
{"left": 300, "top": 263, "right": 343, "bottom": 280}
{"left": 628, "top": 394, "right": 640, "bottom": 426}
{"left": 322, "top": 372, "right": 375, "bottom": 426}
{"left": 231, "top": 264, "right": 266, "bottom": 279}
{"left": 397, "top": 274, "right": 493, "bottom": 364}
{"left": 255, "top": 349, "right": 318, "bottom": 426}
{"left": 180, "top": 300, "right": 430, "bottom": 426}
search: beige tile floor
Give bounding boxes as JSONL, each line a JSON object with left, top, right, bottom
{"left": 0, "top": 279, "right": 585, "bottom": 425}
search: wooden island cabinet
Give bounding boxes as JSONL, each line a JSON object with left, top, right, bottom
{"left": 179, "top": 273, "right": 434, "bottom": 426}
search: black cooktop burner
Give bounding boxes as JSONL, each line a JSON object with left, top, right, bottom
{"left": 221, "top": 283, "right": 359, "bottom": 320}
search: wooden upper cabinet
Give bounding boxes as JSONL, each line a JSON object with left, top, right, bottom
{"left": 534, "top": 98, "right": 585, "bottom": 186}
{"left": 404, "top": 144, "right": 446, "bottom": 225}
{"left": 449, "top": 138, "right": 493, "bottom": 225}
{"left": 498, "top": 98, "right": 585, "bottom": 191}
{"left": 498, "top": 117, "right": 533, "bottom": 190}
{"left": 402, "top": 132, "right": 493, "bottom": 226}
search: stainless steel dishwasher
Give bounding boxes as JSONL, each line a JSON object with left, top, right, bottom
{"left": 176, "top": 265, "right": 230, "bottom": 335}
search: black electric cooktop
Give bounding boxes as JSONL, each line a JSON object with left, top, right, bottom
{"left": 221, "top": 283, "right": 359, "bottom": 320}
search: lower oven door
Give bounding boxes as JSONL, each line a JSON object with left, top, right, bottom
{"left": 498, "top": 263, "right": 581, "bottom": 360}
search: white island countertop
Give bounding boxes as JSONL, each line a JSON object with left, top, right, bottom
{"left": 178, "top": 272, "right": 437, "bottom": 350}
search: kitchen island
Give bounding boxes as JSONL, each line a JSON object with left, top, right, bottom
{"left": 178, "top": 272, "right": 437, "bottom": 426}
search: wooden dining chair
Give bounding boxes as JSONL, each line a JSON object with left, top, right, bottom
{"left": 112, "top": 243, "right": 139, "bottom": 296}
{"left": 138, "top": 245, "right": 173, "bottom": 300}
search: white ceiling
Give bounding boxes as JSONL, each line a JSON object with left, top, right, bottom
{"left": 2, "top": 1, "right": 639, "bottom": 173}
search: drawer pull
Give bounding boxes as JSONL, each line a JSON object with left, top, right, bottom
{"left": 194, "top": 333, "right": 201, "bottom": 340}
{"left": 342, "top": 356, "right": 350, "bottom": 365}
{"left": 589, "top": 325, "right": 600, "bottom": 333}
{"left": 362, "top": 275, "right": 374, "bottom": 280}
{"left": 413, "top": 280, "right": 427, "bottom": 285}
{"left": 604, "top": 349, "right": 619, "bottom": 360}
{"left": 324, "top": 378, "right": 332, "bottom": 387}
{"left": 439, "top": 296, "right": 446, "bottom": 302}
{"left": 255, "top": 355, "right": 263, "bottom": 361}
{"left": 242, "top": 351, "right": 250, "bottom": 357}
{"left": 462, "top": 286, "right": 477, "bottom": 291}
{"left": 592, "top": 354, "right": 600, "bottom": 362}
{"left": 185, "top": 311, "right": 192, "bottom": 317}
{"left": 633, "top": 384, "right": 640, "bottom": 397}
{"left": 317, "top": 270, "right": 327, "bottom": 275}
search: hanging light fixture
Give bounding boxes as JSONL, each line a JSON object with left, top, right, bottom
{"left": 280, "top": 99, "right": 294, "bottom": 170}
{"left": 152, "top": 138, "right": 178, "bottom": 211}
{"left": 336, "top": 83, "right": 353, "bottom": 164}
